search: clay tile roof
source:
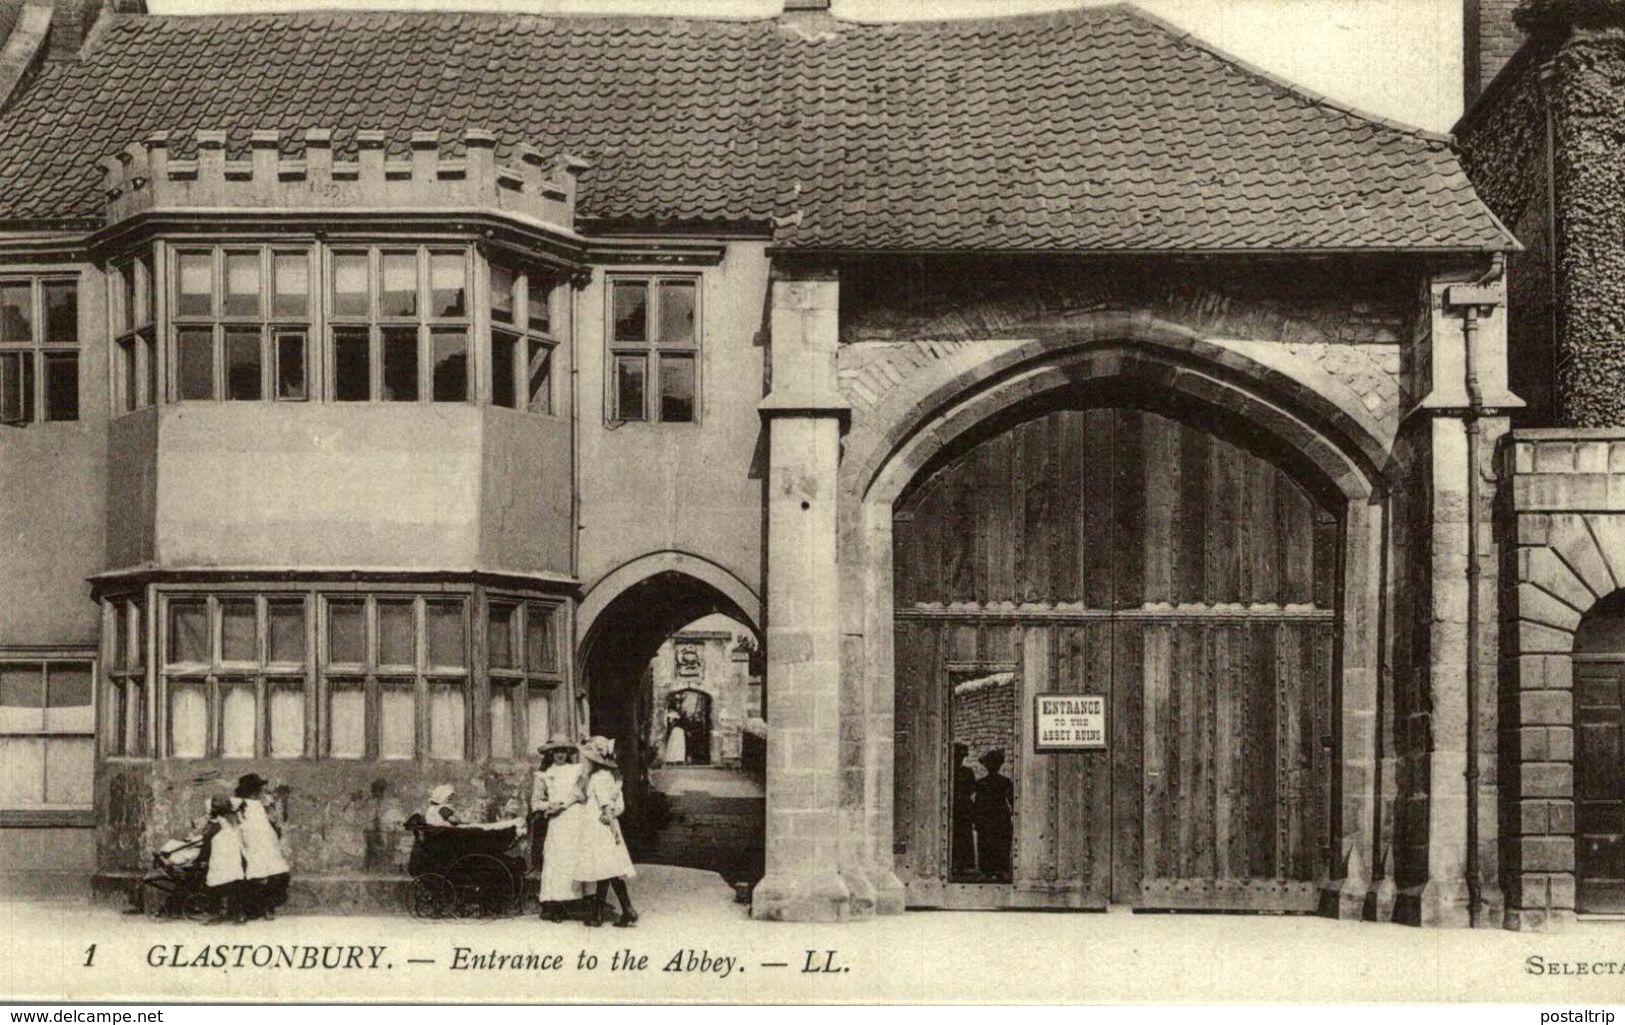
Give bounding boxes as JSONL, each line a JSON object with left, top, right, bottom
{"left": 0, "top": 2, "right": 1514, "bottom": 252}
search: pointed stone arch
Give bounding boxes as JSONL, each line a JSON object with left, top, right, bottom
{"left": 832, "top": 325, "right": 1393, "bottom": 919}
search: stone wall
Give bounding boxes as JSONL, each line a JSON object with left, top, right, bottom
{"left": 95, "top": 756, "right": 534, "bottom": 909}
{"left": 1498, "top": 427, "right": 1625, "bottom": 929}
{"left": 833, "top": 257, "right": 1415, "bottom": 481}
{"left": 1467, "top": 0, "right": 1528, "bottom": 103}
{"left": 104, "top": 404, "right": 572, "bottom": 577}
{"left": 647, "top": 628, "right": 755, "bottom": 767}
{"left": 0, "top": 826, "right": 94, "bottom": 899}
{"left": 950, "top": 672, "right": 1016, "bottom": 765}
{"left": 0, "top": 261, "right": 107, "bottom": 646}
{"left": 574, "top": 241, "right": 770, "bottom": 614}
{"left": 840, "top": 257, "right": 1415, "bottom": 348}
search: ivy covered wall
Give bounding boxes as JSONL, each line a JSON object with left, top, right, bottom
{"left": 1546, "top": 19, "right": 1625, "bottom": 426}
{"left": 1457, "top": 0, "right": 1625, "bottom": 427}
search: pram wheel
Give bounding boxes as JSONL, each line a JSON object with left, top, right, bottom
{"left": 450, "top": 854, "right": 514, "bottom": 918}
{"left": 411, "top": 873, "right": 455, "bottom": 919}
{"left": 182, "top": 892, "right": 215, "bottom": 923}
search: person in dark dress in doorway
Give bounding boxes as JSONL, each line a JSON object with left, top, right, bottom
{"left": 950, "top": 742, "right": 976, "bottom": 878}
{"left": 972, "top": 748, "right": 1013, "bottom": 882}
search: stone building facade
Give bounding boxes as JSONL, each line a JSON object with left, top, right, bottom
{"left": 0, "top": 0, "right": 1592, "bottom": 932}
{"left": 1456, "top": 0, "right": 1625, "bottom": 930}
{"left": 645, "top": 622, "right": 758, "bottom": 768}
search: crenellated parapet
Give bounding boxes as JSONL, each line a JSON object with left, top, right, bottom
{"left": 99, "top": 128, "right": 591, "bottom": 233}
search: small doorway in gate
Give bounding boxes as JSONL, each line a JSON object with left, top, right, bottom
{"left": 663, "top": 688, "right": 713, "bottom": 766}
{"left": 948, "top": 667, "right": 1018, "bottom": 884}
{"left": 1573, "top": 591, "right": 1625, "bottom": 913}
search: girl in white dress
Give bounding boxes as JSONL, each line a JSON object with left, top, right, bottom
{"left": 573, "top": 736, "right": 637, "bottom": 927}
{"left": 199, "top": 794, "right": 247, "bottom": 924}
{"left": 234, "top": 773, "right": 290, "bottom": 920}
{"left": 664, "top": 722, "right": 687, "bottom": 766}
{"left": 534, "top": 736, "right": 587, "bottom": 922}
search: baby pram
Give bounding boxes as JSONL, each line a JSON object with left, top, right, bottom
{"left": 139, "top": 836, "right": 216, "bottom": 921}
{"left": 404, "top": 814, "right": 527, "bottom": 919}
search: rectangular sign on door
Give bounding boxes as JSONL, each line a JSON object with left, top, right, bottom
{"left": 1034, "top": 693, "right": 1105, "bottom": 751}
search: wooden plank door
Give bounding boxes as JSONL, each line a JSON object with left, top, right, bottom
{"left": 1035, "top": 620, "right": 1114, "bottom": 907}
{"left": 893, "top": 399, "right": 1339, "bottom": 911}
{"left": 1577, "top": 661, "right": 1625, "bottom": 913}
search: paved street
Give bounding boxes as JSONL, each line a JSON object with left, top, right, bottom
{"left": 3, "top": 866, "right": 1624, "bottom": 1004}
{"left": 649, "top": 766, "right": 764, "bottom": 799}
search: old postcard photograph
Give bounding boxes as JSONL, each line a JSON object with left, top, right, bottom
{"left": 1, "top": 0, "right": 1622, "bottom": 1006}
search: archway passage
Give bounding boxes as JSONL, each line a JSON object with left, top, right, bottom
{"left": 578, "top": 571, "right": 763, "bottom": 887}
{"left": 1573, "top": 591, "right": 1625, "bottom": 914}
{"left": 892, "top": 389, "right": 1342, "bottom": 911}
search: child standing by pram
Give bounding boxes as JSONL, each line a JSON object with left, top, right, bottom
{"left": 196, "top": 794, "right": 247, "bottom": 924}
{"left": 235, "top": 773, "right": 290, "bottom": 920}
{"left": 573, "top": 736, "right": 637, "bottom": 928}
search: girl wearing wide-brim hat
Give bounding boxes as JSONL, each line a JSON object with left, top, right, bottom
{"left": 572, "top": 736, "right": 637, "bottom": 927}
{"left": 533, "top": 735, "right": 588, "bottom": 922}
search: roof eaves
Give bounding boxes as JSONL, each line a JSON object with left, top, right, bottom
{"left": 1463, "top": 193, "right": 1527, "bottom": 254}
{"left": 1119, "top": 1, "right": 1460, "bottom": 146}
{"left": 768, "top": 242, "right": 1518, "bottom": 258}
{"left": 126, "top": 7, "right": 780, "bottom": 30}
{"left": 826, "top": 1, "right": 1120, "bottom": 29}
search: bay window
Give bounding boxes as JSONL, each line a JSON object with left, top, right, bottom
{"left": 140, "top": 242, "right": 567, "bottom": 413}
{"left": 486, "top": 598, "right": 564, "bottom": 759}
{"left": 113, "top": 255, "right": 157, "bottom": 413}
{"left": 169, "top": 246, "right": 313, "bottom": 404}
{"left": 328, "top": 247, "right": 470, "bottom": 403}
{"left": 317, "top": 593, "right": 471, "bottom": 760}
{"left": 145, "top": 585, "right": 563, "bottom": 763}
{"left": 489, "top": 261, "right": 559, "bottom": 414}
{"left": 105, "top": 596, "right": 147, "bottom": 756}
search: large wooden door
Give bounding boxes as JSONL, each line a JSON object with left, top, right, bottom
{"left": 893, "top": 402, "right": 1340, "bottom": 911}
{"left": 1576, "top": 660, "right": 1625, "bottom": 913}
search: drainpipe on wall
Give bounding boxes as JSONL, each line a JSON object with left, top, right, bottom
{"left": 1447, "top": 254, "right": 1505, "bottom": 929}
{"left": 570, "top": 278, "right": 584, "bottom": 737}
{"left": 1539, "top": 60, "right": 1561, "bottom": 421}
